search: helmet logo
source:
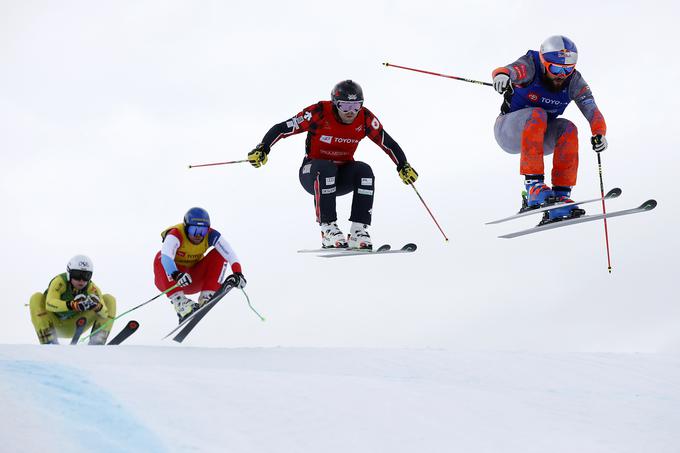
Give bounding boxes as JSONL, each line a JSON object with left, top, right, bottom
{"left": 347, "top": 94, "right": 358, "bottom": 100}
{"left": 78, "top": 261, "right": 89, "bottom": 267}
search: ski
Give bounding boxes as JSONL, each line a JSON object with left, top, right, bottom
{"left": 499, "top": 199, "right": 657, "bottom": 239}
{"left": 319, "top": 243, "right": 417, "bottom": 258}
{"left": 70, "top": 317, "right": 88, "bottom": 345}
{"left": 107, "top": 320, "right": 140, "bottom": 345}
{"left": 485, "top": 187, "right": 622, "bottom": 225}
{"left": 162, "top": 281, "right": 235, "bottom": 341}
{"left": 172, "top": 297, "right": 222, "bottom": 343}
{"left": 297, "top": 244, "right": 391, "bottom": 254}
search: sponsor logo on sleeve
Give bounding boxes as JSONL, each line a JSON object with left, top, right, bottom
{"left": 325, "top": 177, "right": 335, "bottom": 185}
{"left": 302, "top": 163, "right": 312, "bottom": 174}
{"left": 358, "top": 188, "right": 374, "bottom": 196}
{"left": 304, "top": 111, "right": 312, "bottom": 121}
{"left": 371, "top": 118, "right": 380, "bottom": 130}
{"left": 320, "top": 135, "right": 333, "bottom": 144}
{"left": 528, "top": 92, "right": 539, "bottom": 102}
{"left": 361, "top": 178, "right": 373, "bottom": 186}
{"left": 321, "top": 187, "right": 337, "bottom": 195}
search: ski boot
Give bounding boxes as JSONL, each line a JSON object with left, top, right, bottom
{"left": 88, "top": 329, "right": 110, "bottom": 345}
{"left": 520, "top": 177, "right": 554, "bottom": 213}
{"left": 171, "top": 292, "right": 199, "bottom": 324}
{"left": 539, "top": 186, "right": 586, "bottom": 225}
{"left": 347, "top": 223, "right": 372, "bottom": 250}
{"left": 38, "top": 326, "right": 59, "bottom": 345}
{"left": 321, "top": 222, "right": 348, "bottom": 248}
{"left": 197, "top": 290, "right": 216, "bottom": 308}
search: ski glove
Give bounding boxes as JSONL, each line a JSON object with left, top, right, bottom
{"left": 248, "top": 143, "right": 269, "bottom": 168}
{"left": 171, "top": 271, "right": 192, "bottom": 287}
{"left": 493, "top": 73, "right": 511, "bottom": 94}
{"left": 232, "top": 272, "right": 247, "bottom": 289}
{"left": 591, "top": 135, "right": 608, "bottom": 153}
{"left": 398, "top": 162, "right": 418, "bottom": 185}
{"left": 69, "top": 294, "right": 100, "bottom": 312}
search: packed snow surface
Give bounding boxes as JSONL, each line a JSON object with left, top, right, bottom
{"left": 1, "top": 345, "right": 679, "bottom": 453}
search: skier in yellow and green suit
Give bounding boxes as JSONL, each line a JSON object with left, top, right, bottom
{"left": 28, "top": 255, "right": 116, "bottom": 345}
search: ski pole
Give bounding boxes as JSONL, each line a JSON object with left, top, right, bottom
{"left": 596, "top": 152, "right": 613, "bottom": 273}
{"left": 383, "top": 62, "right": 492, "bottom": 87}
{"left": 409, "top": 183, "right": 449, "bottom": 242}
{"left": 240, "top": 289, "right": 265, "bottom": 321}
{"left": 188, "top": 159, "right": 249, "bottom": 169}
{"left": 80, "top": 284, "right": 180, "bottom": 342}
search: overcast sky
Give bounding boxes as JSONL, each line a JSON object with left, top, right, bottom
{"left": 2, "top": 0, "right": 678, "bottom": 351}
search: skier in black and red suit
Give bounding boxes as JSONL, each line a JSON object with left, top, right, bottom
{"left": 248, "top": 80, "right": 419, "bottom": 249}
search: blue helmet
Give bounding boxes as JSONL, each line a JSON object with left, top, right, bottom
{"left": 183, "top": 207, "right": 210, "bottom": 227}
{"left": 540, "top": 35, "right": 578, "bottom": 65}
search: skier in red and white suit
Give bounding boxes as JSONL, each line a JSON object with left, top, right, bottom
{"left": 248, "top": 80, "right": 419, "bottom": 249}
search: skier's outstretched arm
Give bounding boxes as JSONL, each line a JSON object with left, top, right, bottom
{"left": 248, "top": 102, "right": 321, "bottom": 167}
{"left": 364, "top": 108, "right": 417, "bottom": 184}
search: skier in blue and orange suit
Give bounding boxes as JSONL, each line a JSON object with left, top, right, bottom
{"left": 492, "top": 35, "right": 608, "bottom": 222}
{"left": 247, "top": 80, "right": 419, "bottom": 250}
{"left": 153, "top": 207, "right": 246, "bottom": 322}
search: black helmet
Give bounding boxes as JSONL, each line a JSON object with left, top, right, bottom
{"left": 331, "top": 80, "right": 364, "bottom": 103}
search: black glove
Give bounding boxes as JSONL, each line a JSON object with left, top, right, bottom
{"left": 591, "top": 135, "right": 608, "bottom": 153}
{"left": 171, "top": 271, "right": 193, "bottom": 287}
{"left": 69, "top": 294, "right": 100, "bottom": 312}
{"left": 226, "top": 272, "right": 247, "bottom": 289}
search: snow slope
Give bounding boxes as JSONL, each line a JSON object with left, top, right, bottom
{"left": 1, "top": 345, "right": 679, "bottom": 453}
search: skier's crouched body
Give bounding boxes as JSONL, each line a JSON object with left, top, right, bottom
{"left": 29, "top": 255, "right": 116, "bottom": 345}
{"left": 154, "top": 207, "right": 246, "bottom": 323}
{"left": 492, "top": 35, "right": 607, "bottom": 222}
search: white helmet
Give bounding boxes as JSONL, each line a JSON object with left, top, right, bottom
{"left": 67, "top": 254, "right": 94, "bottom": 281}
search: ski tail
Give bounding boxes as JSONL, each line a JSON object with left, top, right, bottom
{"left": 70, "top": 317, "right": 88, "bottom": 345}
{"left": 107, "top": 320, "right": 140, "bottom": 345}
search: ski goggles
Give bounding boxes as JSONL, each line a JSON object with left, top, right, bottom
{"left": 70, "top": 270, "right": 92, "bottom": 282}
{"left": 187, "top": 225, "right": 209, "bottom": 238}
{"left": 545, "top": 62, "right": 575, "bottom": 77}
{"left": 335, "top": 100, "right": 363, "bottom": 113}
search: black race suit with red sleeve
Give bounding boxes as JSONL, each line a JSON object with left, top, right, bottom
{"left": 260, "top": 101, "right": 408, "bottom": 225}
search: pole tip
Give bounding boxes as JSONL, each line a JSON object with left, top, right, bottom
{"left": 188, "top": 165, "right": 192, "bottom": 169}
{"left": 382, "top": 62, "right": 389, "bottom": 67}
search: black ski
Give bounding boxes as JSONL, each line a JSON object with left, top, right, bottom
{"left": 162, "top": 279, "right": 236, "bottom": 342}
{"left": 70, "top": 317, "right": 88, "bottom": 345}
{"left": 498, "top": 199, "right": 657, "bottom": 238}
{"left": 107, "top": 320, "right": 140, "bottom": 345}
{"left": 172, "top": 297, "right": 223, "bottom": 343}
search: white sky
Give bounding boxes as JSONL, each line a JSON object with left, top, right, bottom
{"left": 2, "top": 0, "right": 678, "bottom": 351}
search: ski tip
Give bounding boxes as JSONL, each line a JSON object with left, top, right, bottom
{"left": 606, "top": 188, "right": 622, "bottom": 199}
{"left": 377, "top": 244, "right": 391, "bottom": 252}
{"left": 402, "top": 243, "right": 417, "bottom": 252}
{"left": 128, "top": 320, "right": 140, "bottom": 330}
{"left": 640, "top": 199, "right": 657, "bottom": 211}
